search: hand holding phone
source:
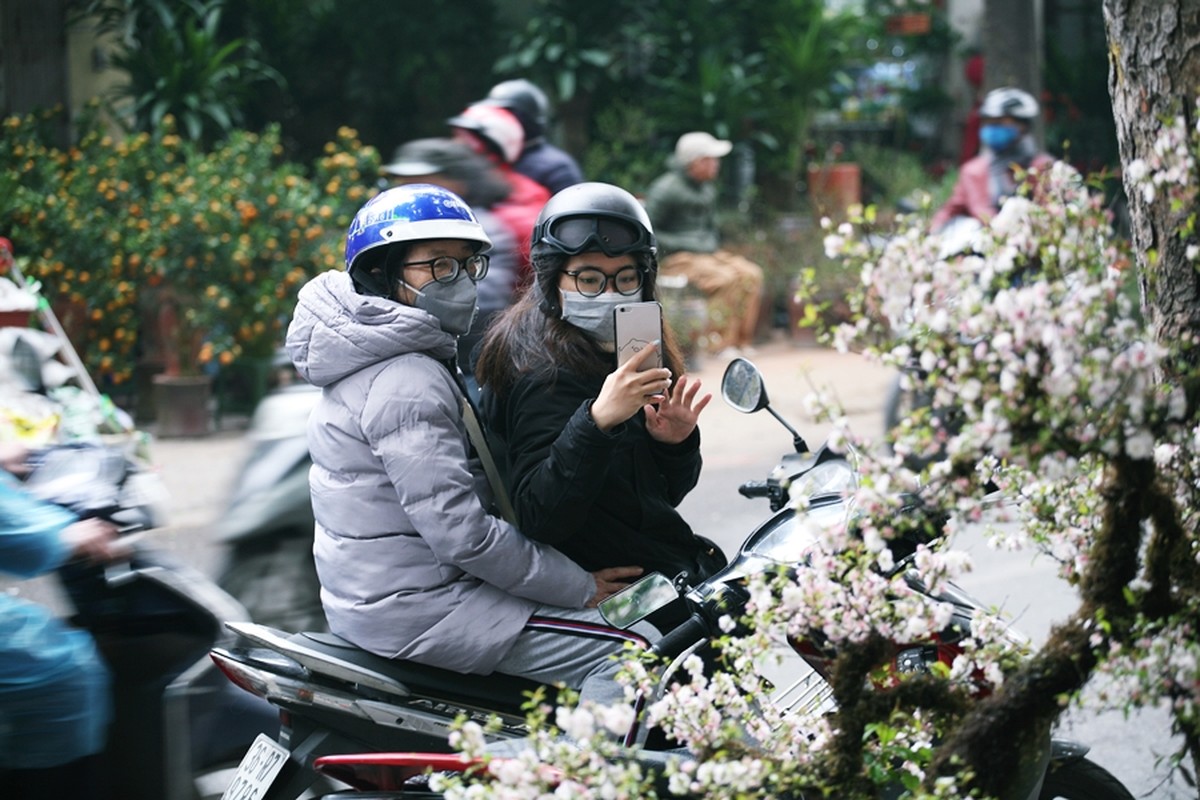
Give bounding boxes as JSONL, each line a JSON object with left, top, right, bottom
{"left": 590, "top": 303, "right": 672, "bottom": 431}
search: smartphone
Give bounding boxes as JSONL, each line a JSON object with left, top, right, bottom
{"left": 614, "top": 301, "right": 663, "bottom": 370}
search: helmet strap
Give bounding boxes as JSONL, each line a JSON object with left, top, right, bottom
{"left": 383, "top": 245, "right": 410, "bottom": 299}
{"left": 350, "top": 244, "right": 408, "bottom": 298}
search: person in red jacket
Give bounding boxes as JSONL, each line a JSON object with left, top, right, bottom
{"left": 931, "top": 87, "right": 1056, "bottom": 232}
{"left": 958, "top": 52, "right": 985, "bottom": 164}
{"left": 483, "top": 78, "right": 584, "bottom": 195}
{"left": 448, "top": 103, "right": 550, "bottom": 283}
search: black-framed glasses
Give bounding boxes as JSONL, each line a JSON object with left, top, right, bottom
{"left": 401, "top": 254, "right": 490, "bottom": 283}
{"left": 536, "top": 214, "right": 653, "bottom": 257}
{"left": 562, "top": 266, "right": 644, "bottom": 297}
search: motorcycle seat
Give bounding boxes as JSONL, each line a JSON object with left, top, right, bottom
{"left": 296, "top": 631, "right": 547, "bottom": 713}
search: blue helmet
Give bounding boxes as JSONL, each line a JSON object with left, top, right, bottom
{"left": 344, "top": 184, "right": 492, "bottom": 284}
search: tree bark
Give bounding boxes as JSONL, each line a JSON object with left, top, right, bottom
{"left": 983, "top": 0, "right": 1044, "bottom": 94}
{"left": 1103, "top": 0, "right": 1200, "bottom": 369}
{"left": 984, "top": 0, "right": 1045, "bottom": 144}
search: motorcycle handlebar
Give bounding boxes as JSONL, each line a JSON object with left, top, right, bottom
{"left": 738, "top": 480, "right": 771, "bottom": 499}
{"left": 651, "top": 614, "right": 709, "bottom": 660}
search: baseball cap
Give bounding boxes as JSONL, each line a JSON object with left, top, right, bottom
{"left": 675, "top": 131, "right": 733, "bottom": 165}
{"left": 381, "top": 138, "right": 477, "bottom": 178}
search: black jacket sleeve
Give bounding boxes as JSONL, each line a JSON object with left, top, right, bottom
{"left": 648, "top": 427, "right": 703, "bottom": 507}
{"left": 499, "top": 373, "right": 627, "bottom": 544}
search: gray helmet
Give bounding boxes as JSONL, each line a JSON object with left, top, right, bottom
{"left": 380, "top": 137, "right": 510, "bottom": 207}
{"left": 531, "top": 182, "right": 656, "bottom": 258}
{"left": 979, "top": 87, "right": 1040, "bottom": 121}
{"left": 485, "top": 79, "right": 550, "bottom": 140}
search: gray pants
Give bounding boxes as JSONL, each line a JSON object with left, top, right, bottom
{"left": 493, "top": 606, "right": 661, "bottom": 744}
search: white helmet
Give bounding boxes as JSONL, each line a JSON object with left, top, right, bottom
{"left": 446, "top": 103, "right": 524, "bottom": 164}
{"left": 979, "top": 87, "right": 1040, "bottom": 121}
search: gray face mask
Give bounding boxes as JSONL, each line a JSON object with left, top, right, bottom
{"left": 560, "top": 290, "right": 626, "bottom": 344}
{"left": 402, "top": 274, "right": 478, "bottom": 336}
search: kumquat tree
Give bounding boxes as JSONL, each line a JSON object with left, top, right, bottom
{"left": 0, "top": 104, "right": 377, "bottom": 387}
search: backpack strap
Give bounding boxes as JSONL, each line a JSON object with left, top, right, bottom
{"left": 442, "top": 357, "right": 518, "bottom": 525}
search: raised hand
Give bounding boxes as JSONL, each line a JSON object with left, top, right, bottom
{"left": 645, "top": 375, "right": 711, "bottom": 445}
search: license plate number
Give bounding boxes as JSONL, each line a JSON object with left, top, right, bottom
{"left": 221, "top": 733, "right": 290, "bottom": 800}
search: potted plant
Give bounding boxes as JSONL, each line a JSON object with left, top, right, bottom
{"left": 759, "top": 4, "right": 865, "bottom": 207}
{"left": 805, "top": 140, "right": 863, "bottom": 221}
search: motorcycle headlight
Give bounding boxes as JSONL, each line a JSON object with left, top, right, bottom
{"left": 746, "top": 500, "right": 848, "bottom": 564}
{"left": 785, "top": 458, "right": 856, "bottom": 501}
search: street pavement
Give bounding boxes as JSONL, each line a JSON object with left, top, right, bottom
{"left": 3, "top": 333, "right": 1186, "bottom": 797}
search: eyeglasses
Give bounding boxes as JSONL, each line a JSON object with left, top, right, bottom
{"left": 401, "top": 254, "right": 490, "bottom": 283}
{"left": 535, "top": 214, "right": 653, "bottom": 257}
{"left": 562, "top": 266, "right": 644, "bottom": 297}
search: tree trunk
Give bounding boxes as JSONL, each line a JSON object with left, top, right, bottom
{"left": 984, "top": 0, "right": 1044, "bottom": 94}
{"left": 1103, "top": 0, "right": 1200, "bottom": 372}
{"left": 984, "top": 0, "right": 1046, "bottom": 144}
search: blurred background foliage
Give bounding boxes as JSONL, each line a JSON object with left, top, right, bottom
{"left": 0, "top": 102, "right": 376, "bottom": 409}
{"left": 0, "top": 0, "right": 1117, "bottom": 407}
{"left": 73, "top": 0, "right": 967, "bottom": 208}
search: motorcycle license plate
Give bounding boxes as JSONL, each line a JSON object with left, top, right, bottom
{"left": 221, "top": 733, "right": 290, "bottom": 800}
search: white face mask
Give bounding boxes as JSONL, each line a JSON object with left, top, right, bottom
{"left": 560, "top": 290, "right": 626, "bottom": 344}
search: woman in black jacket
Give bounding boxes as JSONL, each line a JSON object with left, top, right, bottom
{"left": 475, "top": 182, "right": 726, "bottom": 585}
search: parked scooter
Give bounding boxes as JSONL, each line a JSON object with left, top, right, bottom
{"left": 210, "top": 358, "right": 1133, "bottom": 800}
{"left": 20, "top": 442, "right": 278, "bottom": 800}
{"left": 215, "top": 353, "right": 325, "bottom": 633}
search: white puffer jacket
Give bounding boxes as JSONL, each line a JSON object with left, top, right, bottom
{"left": 286, "top": 271, "right": 595, "bottom": 673}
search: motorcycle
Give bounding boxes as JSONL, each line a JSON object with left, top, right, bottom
{"left": 210, "top": 358, "right": 1133, "bottom": 800}
{"left": 18, "top": 442, "right": 279, "bottom": 800}
{"left": 214, "top": 352, "right": 325, "bottom": 633}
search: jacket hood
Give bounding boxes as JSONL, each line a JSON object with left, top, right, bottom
{"left": 287, "top": 270, "right": 457, "bottom": 387}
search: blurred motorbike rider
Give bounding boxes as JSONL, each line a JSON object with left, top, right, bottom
{"left": 931, "top": 87, "right": 1056, "bottom": 232}
{"left": 0, "top": 443, "right": 120, "bottom": 799}
{"left": 482, "top": 78, "right": 584, "bottom": 195}
{"left": 381, "top": 137, "right": 520, "bottom": 380}
{"left": 285, "top": 184, "right": 657, "bottom": 727}
{"left": 475, "top": 182, "right": 726, "bottom": 585}
{"left": 448, "top": 102, "right": 550, "bottom": 281}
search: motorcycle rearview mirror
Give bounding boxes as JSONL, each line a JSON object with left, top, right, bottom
{"left": 597, "top": 572, "right": 680, "bottom": 629}
{"left": 721, "top": 357, "right": 769, "bottom": 413}
{"left": 720, "top": 357, "right": 809, "bottom": 454}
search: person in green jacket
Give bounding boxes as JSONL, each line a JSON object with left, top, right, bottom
{"left": 642, "top": 132, "right": 764, "bottom": 358}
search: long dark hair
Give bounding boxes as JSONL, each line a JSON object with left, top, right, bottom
{"left": 475, "top": 247, "right": 687, "bottom": 396}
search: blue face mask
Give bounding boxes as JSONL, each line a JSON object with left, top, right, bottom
{"left": 979, "top": 124, "right": 1020, "bottom": 153}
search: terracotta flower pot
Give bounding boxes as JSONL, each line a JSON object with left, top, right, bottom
{"left": 807, "top": 163, "right": 862, "bottom": 219}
